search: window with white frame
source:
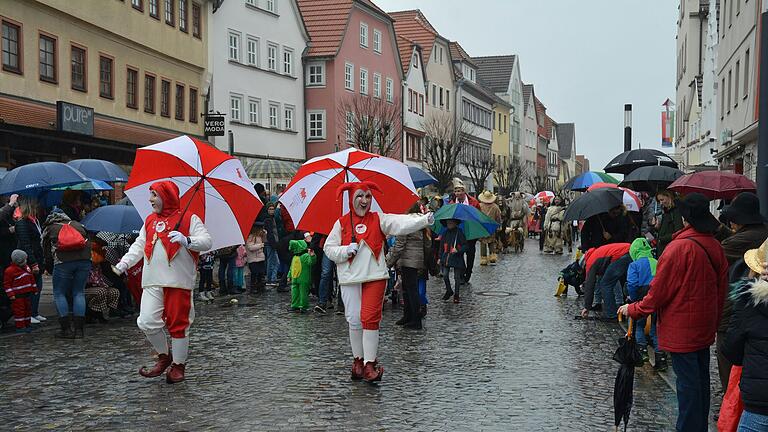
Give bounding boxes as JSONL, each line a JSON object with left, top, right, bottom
{"left": 413, "top": 53, "right": 419, "bottom": 68}
{"left": 446, "top": 90, "right": 450, "bottom": 111}
{"left": 246, "top": 0, "right": 255, "bottom": 4}
{"left": 265, "top": 0, "right": 275, "bottom": 13}
{"left": 346, "top": 111, "right": 354, "bottom": 142}
{"left": 308, "top": 110, "right": 325, "bottom": 139}
{"left": 306, "top": 62, "right": 325, "bottom": 86}
{"left": 360, "top": 68, "right": 368, "bottom": 94}
{"left": 230, "top": 94, "right": 243, "bottom": 121}
{"left": 360, "top": 23, "right": 368, "bottom": 48}
{"left": 267, "top": 43, "right": 278, "bottom": 71}
{"left": 268, "top": 102, "right": 279, "bottom": 128}
{"left": 248, "top": 98, "right": 261, "bottom": 124}
{"left": 373, "top": 73, "right": 381, "bottom": 98}
{"left": 228, "top": 31, "right": 241, "bottom": 61}
{"left": 246, "top": 36, "right": 258, "bottom": 66}
{"left": 373, "top": 29, "right": 382, "bottom": 53}
{"left": 284, "top": 106, "right": 294, "bottom": 130}
{"left": 432, "top": 84, "right": 437, "bottom": 106}
{"left": 439, "top": 46, "right": 443, "bottom": 63}
{"left": 386, "top": 78, "right": 393, "bottom": 102}
{"left": 283, "top": 48, "right": 293, "bottom": 75}
{"left": 345, "top": 62, "right": 354, "bottom": 90}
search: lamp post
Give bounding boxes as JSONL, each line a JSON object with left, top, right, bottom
{"left": 624, "top": 104, "right": 632, "bottom": 152}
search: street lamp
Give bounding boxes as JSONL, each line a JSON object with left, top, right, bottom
{"left": 624, "top": 104, "right": 632, "bottom": 152}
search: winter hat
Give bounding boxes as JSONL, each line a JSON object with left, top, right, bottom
{"left": 452, "top": 178, "right": 466, "bottom": 191}
{"left": 721, "top": 192, "right": 766, "bottom": 226}
{"left": 678, "top": 193, "right": 720, "bottom": 234}
{"left": 11, "top": 249, "right": 27, "bottom": 265}
{"left": 744, "top": 238, "right": 768, "bottom": 276}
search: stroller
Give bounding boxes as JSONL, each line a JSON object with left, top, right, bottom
{"left": 555, "top": 251, "right": 585, "bottom": 297}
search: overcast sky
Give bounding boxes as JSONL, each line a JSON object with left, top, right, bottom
{"left": 376, "top": 0, "right": 679, "bottom": 171}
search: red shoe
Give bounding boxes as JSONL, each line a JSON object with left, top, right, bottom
{"left": 166, "top": 363, "right": 186, "bottom": 384}
{"left": 138, "top": 353, "right": 172, "bottom": 378}
{"left": 363, "top": 361, "right": 384, "bottom": 383}
{"left": 351, "top": 358, "right": 364, "bottom": 381}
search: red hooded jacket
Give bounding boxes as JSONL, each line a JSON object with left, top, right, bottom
{"left": 627, "top": 226, "right": 729, "bottom": 353}
{"left": 144, "top": 181, "right": 195, "bottom": 263}
{"left": 4, "top": 263, "right": 37, "bottom": 297}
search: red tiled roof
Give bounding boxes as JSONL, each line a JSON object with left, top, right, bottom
{"left": 449, "top": 41, "right": 476, "bottom": 67}
{"left": 396, "top": 35, "right": 419, "bottom": 74}
{"left": 389, "top": 10, "right": 439, "bottom": 68}
{"left": 298, "top": 0, "right": 392, "bottom": 58}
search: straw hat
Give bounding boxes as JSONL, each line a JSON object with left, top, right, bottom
{"left": 744, "top": 238, "right": 768, "bottom": 275}
{"left": 478, "top": 190, "right": 497, "bottom": 204}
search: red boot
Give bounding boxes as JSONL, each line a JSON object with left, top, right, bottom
{"left": 138, "top": 353, "right": 172, "bottom": 378}
{"left": 166, "top": 363, "right": 186, "bottom": 384}
{"left": 363, "top": 361, "right": 384, "bottom": 383}
{"left": 351, "top": 358, "right": 364, "bottom": 381}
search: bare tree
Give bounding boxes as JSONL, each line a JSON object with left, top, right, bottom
{"left": 494, "top": 157, "right": 530, "bottom": 195}
{"left": 526, "top": 173, "right": 550, "bottom": 194}
{"left": 464, "top": 146, "right": 495, "bottom": 195}
{"left": 337, "top": 94, "right": 402, "bottom": 158}
{"left": 422, "top": 114, "right": 468, "bottom": 192}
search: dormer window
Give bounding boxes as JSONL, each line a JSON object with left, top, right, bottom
{"left": 413, "top": 53, "right": 418, "bottom": 69}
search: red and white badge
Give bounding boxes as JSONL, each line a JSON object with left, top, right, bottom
{"left": 155, "top": 221, "right": 166, "bottom": 233}
{"left": 355, "top": 224, "right": 367, "bottom": 235}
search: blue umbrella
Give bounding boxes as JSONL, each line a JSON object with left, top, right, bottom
{"left": 408, "top": 166, "right": 438, "bottom": 188}
{"left": 67, "top": 159, "right": 129, "bottom": 183}
{"left": 40, "top": 180, "right": 114, "bottom": 208}
{"left": 0, "top": 162, "right": 89, "bottom": 195}
{"left": 81, "top": 205, "right": 143, "bottom": 234}
{"left": 563, "top": 171, "right": 619, "bottom": 192}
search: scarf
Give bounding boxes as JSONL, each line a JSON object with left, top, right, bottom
{"left": 143, "top": 181, "right": 194, "bottom": 263}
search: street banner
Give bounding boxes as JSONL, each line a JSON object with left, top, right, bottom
{"left": 661, "top": 110, "right": 674, "bottom": 148}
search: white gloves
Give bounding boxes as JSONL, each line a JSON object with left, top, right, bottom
{"left": 426, "top": 212, "right": 435, "bottom": 225}
{"left": 346, "top": 242, "right": 359, "bottom": 257}
{"left": 8, "top": 194, "right": 18, "bottom": 207}
{"left": 169, "top": 231, "right": 189, "bottom": 248}
{"left": 114, "top": 262, "right": 128, "bottom": 275}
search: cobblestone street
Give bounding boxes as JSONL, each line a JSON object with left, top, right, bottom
{"left": 1, "top": 239, "right": 719, "bottom": 431}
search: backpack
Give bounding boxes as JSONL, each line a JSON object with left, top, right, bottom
{"left": 57, "top": 222, "right": 87, "bottom": 251}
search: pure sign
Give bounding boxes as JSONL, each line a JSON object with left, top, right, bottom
{"left": 56, "top": 101, "right": 94, "bottom": 136}
{"left": 204, "top": 115, "right": 226, "bottom": 136}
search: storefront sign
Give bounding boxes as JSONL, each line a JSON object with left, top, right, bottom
{"left": 204, "top": 114, "right": 226, "bottom": 136}
{"left": 56, "top": 101, "right": 94, "bottom": 136}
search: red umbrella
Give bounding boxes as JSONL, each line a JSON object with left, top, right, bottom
{"left": 124, "top": 135, "right": 263, "bottom": 250}
{"left": 279, "top": 148, "right": 418, "bottom": 234}
{"left": 668, "top": 171, "right": 756, "bottom": 200}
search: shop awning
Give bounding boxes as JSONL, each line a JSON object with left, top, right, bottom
{"left": 243, "top": 158, "right": 303, "bottom": 179}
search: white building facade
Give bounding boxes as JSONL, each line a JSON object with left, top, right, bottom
{"left": 400, "top": 40, "right": 427, "bottom": 168}
{"left": 208, "top": 0, "right": 309, "bottom": 184}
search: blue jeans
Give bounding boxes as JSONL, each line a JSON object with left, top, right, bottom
{"left": 265, "top": 245, "right": 279, "bottom": 283}
{"left": 635, "top": 313, "right": 659, "bottom": 351}
{"left": 597, "top": 254, "right": 632, "bottom": 319}
{"left": 671, "top": 348, "right": 710, "bottom": 432}
{"left": 318, "top": 254, "right": 334, "bottom": 304}
{"left": 738, "top": 410, "right": 768, "bottom": 431}
{"left": 52, "top": 260, "right": 90, "bottom": 317}
{"left": 30, "top": 271, "right": 43, "bottom": 317}
{"left": 218, "top": 256, "right": 234, "bottom": 292}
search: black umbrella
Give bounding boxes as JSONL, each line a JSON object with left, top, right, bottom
{"left": 564, "top": 188, "right": 624, "bottom": 221}
{"left": 618, "top": 165, "right": 684, "bottom": 193}
{"left": 604, "top": 149, "right": 679, "bottom": 175}
{"left": 613, "top": 319, "right": 642, "bottom": 431}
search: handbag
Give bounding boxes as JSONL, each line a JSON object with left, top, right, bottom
{"left": 57, "top": 222, "right": 87, "bottom": 251}
{"left": 717, "top": 366, "right": 744, "bottom": 432}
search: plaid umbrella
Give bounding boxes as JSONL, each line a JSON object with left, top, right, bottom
{"left": 244, "top": 158, "right": 302, "bottom": 179}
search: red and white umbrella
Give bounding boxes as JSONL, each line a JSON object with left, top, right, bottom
{"left": 279, "top": 148, "right": 418, "bottom": 234}
{"left": 587, "top": 183, "right": 642, "bottom": 212}
{"left": 533, "top": 191, "right": 555, "bottom": 203}
{"left": 124, "top": 135, "right": 262, "bottom": 251}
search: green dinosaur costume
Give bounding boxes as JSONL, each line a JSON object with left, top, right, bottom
{"left": 289, "top": 239, "right": 316, "bottom": 310}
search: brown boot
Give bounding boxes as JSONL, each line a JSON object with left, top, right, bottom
{"left": 166, "top": 363, "right": 186, "bottom": 384}
{"left": 138, "top": 353, "right": 173, "bottom": 378}
{"left": 363, "top": 360, "right": 384, "bottom": 383}
{"left": 351, "top": 358, "right": 364, "bottom": 381}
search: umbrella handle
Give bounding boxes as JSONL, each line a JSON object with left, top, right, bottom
{"left": 625, "top": 317, "right": 634, "bottom": 339}
{"left": 173, "top": 178, "right": 205, "bottom": 231}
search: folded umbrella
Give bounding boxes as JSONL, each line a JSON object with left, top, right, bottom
{"left": 564, "top": 188, "right": 624, "bottom": 221}
{"left": 563, "top": 171, "right": 619, "bottom": 191}
{"left": 67, "top": 159, "right": 129, "bottom": 183}
{"left": 604, "top": 149, "right": 678, "bottom": 175}
{"left": 613, "top": 319, "right": 642, "bottom": 432}
{"left": 0, "top": 161, "right": 89, "bottom": 195}
{"left": 431, "top": 203, "right": 500, "bottom": 241}
{"left": 619, "top": 165, "right": 683, "bottom": 193}
{"left": 81, "top": 204, "right": 143, "bottom": 234}
{"left": 668, "top": 171, "right": 756, "bottom": 200}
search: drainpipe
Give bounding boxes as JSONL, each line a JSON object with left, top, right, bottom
{"left": 757, "top": 2, "right": 768, "bottom": 218}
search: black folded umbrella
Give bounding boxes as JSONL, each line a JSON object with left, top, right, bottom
{"left": 604, "top": 149, "right": 679, "bottom": 175}
{"left": 563, "top": 188, "right": 624, "bottom": 222}
{"left": 619, "top": 165, "right": 684, "bottom": 193}
{"left": 613, "top": 319, "right": 642, "bottom": 432}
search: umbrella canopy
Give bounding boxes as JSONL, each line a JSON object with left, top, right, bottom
{"left": 668, "top": 171, "right": 757, "bottom": 200}
{"left": 604, "top": 149, "right": 679, "bottom": 175}
{"left": 613, "top": 319, "right": 642, "bottom": 431}
{"left": 585, "top": 184, "right": 642, "bottom": 212}
{"left": 534, "top": 191, "right": 555, "bottom": 203}
{"left": 619, "top": 165, "right": 684, "bottom": 193}
{"left": 67, "top": 159, "right": 129, "bottom": 183}
{"left": 279, "top": 148, "right": 418, "bottom": 235}
{"left": 124, "top": 135, "right": 263, "bottom": 251}
{"left": 408, "top": 166, "right": 438, "bottom": 188}
{"left": 81, "top": 204, "right": 143, "bottom": 234}
{"left": 563, "top": 171, "right": 619, "bottom": 191}
{"left": 244, "top": 158, "right": 302, "bottom": 179}
{"left": 40, "top": 179, "right": 114, "bottom": 208}
{"left": 0, "top": 161, "right": 89, "bottom": 196}
{"left": 564, "top": 188, "right": 625, "bottom": 221}
{"left": 431, "top": 203, "right": 500, "bottom": 241}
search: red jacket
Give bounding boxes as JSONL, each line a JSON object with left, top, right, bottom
{"left": 449, "top": 195, "right": 480, "bottom": 209}
{"left": 584, "top": 243, "right": 630, "bottom": 275}
{"left": 3, "top": 263, "right": 37, "bottom": 297}
{"left": 627, "top": 226, "right": 728, "bottom": 353}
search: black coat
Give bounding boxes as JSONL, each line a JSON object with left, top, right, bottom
{"left": 722, "top": 280, "right": 768, "bottom": 416}
{"left": 580, "top": 216, "right": 606, "bottom": 251}
{"left": 0, "top": 204, "right": 16, "bottom": 268}
{"left": 15, "top": 217, "right": 44, "bottom": 267}
{"left": 439, "top": 228, "right": 466, "bottom": 269}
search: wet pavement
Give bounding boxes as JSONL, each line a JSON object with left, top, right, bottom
{"left": 1, "top": 239, "right": 720, "bottom": 431}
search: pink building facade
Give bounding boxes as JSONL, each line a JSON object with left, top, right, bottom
{"left": 299, "top": 0, "right": 403, "bottom": 160}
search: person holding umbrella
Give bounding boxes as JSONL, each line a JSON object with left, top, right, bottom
{"left": 323, "top": 181, "right": 433, "bottom": 383}
{"left": 114, "top": 181, "right": 212, "bottom": 384}
{"left": 618, "top": 193, "right": 729, "bottom": 431}
{"left": 448, "top": 179, "right": 479, "bottom": 283}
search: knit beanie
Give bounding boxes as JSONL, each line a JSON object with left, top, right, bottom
{"left": 11, "top": 249, "right": 27, "bottom": 265}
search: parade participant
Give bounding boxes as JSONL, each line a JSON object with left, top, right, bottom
{"left": 115, "top": 181, "right": 212, "bottom": 384}
{"left": 324, "top": 181, "right": 433, "bottom": 383}
{"left": 448, "top": 178, "right": 479, "bottom": 283}
{"left": 543, "top": 197, "right": 566, "bottom": 255}
{"left": 477, "top": 191, "right": 502, "bottom": 265}
{"left": 288, "top": 239, "right": 316, "bottom": 313}
{"left": 507, "top": 192, "right": 530, "bottom": 236}
{"left": 4, "top": 250, "right": 37, "bottom": 332}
